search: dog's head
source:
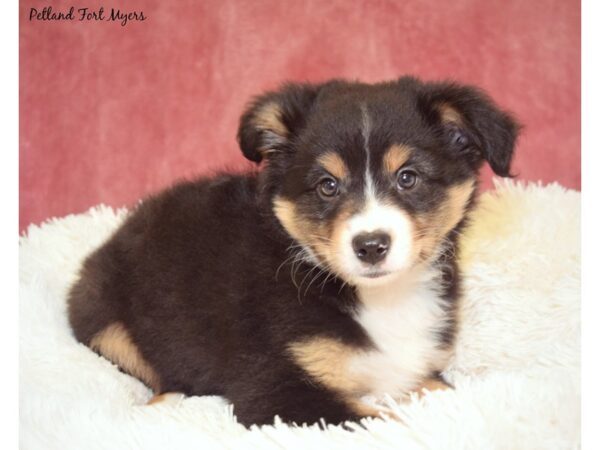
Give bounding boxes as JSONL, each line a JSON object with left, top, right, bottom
{"left": 238, "top": 77, "right": 519, "bottom": 287}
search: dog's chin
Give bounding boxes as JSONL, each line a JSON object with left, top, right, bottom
{"left": 335, "top": 267, "right": 404, "bottom": 288}
{"left": 354, "top": 271, "right": 400, "bottom": 287}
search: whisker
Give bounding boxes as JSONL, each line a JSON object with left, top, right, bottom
{"left": 303, "top": 268, "right": 329, "bottom": 298}
{"left": 319, "top": 271, "right": 335, "bottom": 293}
{"left": 275, "top": 252, "right": 302, "bottom": 282}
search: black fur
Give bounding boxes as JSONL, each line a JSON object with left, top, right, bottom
{"left": 68, "top": 77, "right": 519, "bottom": 427}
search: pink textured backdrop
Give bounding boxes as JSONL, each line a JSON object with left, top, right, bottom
{"left": 20, "top": 0, "right": 581, "bottom": 231}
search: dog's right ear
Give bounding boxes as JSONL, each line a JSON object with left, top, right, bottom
{"left": 237, "top": 83, "right": 323, "bottom": 163}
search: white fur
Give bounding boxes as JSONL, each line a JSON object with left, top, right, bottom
{"left": 20, "top": 180, "right": 580, "bottom": 449}
{"left": 338, "top": 199, "right": 414, "bottom": 282}
{"left": 353, "top": 267, "right": 449, "bottom": 398}
{"left": 360, "top": 103, "right": 376, "bottom": 200}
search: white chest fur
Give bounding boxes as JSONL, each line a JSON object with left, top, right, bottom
{"left": 351, "top": 268, "right": 451, "bottom": 398}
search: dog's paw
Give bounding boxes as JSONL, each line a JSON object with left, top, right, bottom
{"left": 146, "top": 392, "right": 185, "bottom": 406}
{"left": 413, "top": 378, "right": 451, "bottom": 399}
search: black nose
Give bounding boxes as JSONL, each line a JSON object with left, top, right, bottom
{"left": 352, "top": 232, "right": 391, "bottom": 265}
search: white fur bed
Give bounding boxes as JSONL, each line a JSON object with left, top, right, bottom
{"left": 19, "top": 180, "right": 580, "bottom": 450}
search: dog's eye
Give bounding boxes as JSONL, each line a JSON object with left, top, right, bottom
{"left": 449, "top": 127, "right": 469, "bottom": 149}
{"left": 396, "top": 169, "right": 418, "bottom": 190}
{"left": 318, "top": 178, "right": 339, "bottom": 198}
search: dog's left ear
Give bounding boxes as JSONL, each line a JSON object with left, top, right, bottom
{"left": 418, "top": 81, "right": 521, "bottom": 176}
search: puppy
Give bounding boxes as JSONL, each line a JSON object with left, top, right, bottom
{"left": 67, "top": 77, "right": 519, "bottom": 426}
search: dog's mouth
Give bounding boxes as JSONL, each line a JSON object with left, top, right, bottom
{"left": 360, "top": 269, "right": 392, "bottom": 279}
{"left": 308, "top": 247, "right": 397, "bottom": 286}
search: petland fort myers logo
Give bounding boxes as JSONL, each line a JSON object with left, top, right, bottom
{"left": 29, "top": 6, "right": 147, "bottom": 26}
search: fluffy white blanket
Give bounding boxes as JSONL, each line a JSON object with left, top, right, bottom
{"left": 19, "top": 180, "right": 580, "bottom": 450}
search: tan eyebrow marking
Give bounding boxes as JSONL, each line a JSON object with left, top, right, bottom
{"left": 317, "top": 151, "right": 349, "bottom": 180}
{"left": 437, "top": 103, "right": 464, "bottom": 125}
{"left": 383, "top": 144, "right": 412, "bottom": 174}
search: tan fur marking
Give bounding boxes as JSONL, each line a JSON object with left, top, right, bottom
{"left": 273, "top": 197, "right": 305, "bottom": 244}
{"left": 288, "top": 337, "right": 375, "bottom": 410}
{"left": 383, "top": 144, "right": 412, "bottom": 174}
{"left": 273, "top": 196, "right": 335, "bottom": 267}
{"left": 438, "top": 179, "right": 476, "bottom": 235}
{"left": 147, "top": 392, "right": 183, "bottom": 405}
{"left": 414, "top": 179, "right": 475, "bottom": 260}
{"left": 273, "top": 196, "right": 360, "bottom": 279}
{"left": 90, "top": 322, "right": 161, "bottom": 392}
{"left": 318, "top": 152, "right": 349, "bottom": 180}
{"left": 253, "top": 102, "right": 288, "bottom": 137}
{"left": 288, "top": 337, "right": 398, "bottom": 419}
{"left": 320, "top": 202, "right": 357, "bottom": 274}
{"left": 438, "top": 103, "right": 463, "bottom": 125}
{"left": 414, "top": 377, "right": 451, "bottom": 398}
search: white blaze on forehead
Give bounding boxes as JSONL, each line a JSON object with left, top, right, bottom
{"left": 326, "top": 102, "right": 414, "bottom": 283}
{"left": 360, "top": 103, "right": 376, "bottom": 200}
